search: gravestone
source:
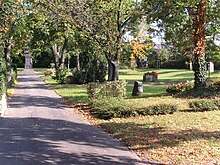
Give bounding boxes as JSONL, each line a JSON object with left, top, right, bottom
{"left": 132, "top": 81, "right": 143, "bottom": 96}
{"left": 208, "top": 62, "right": 214, "bottom": 73}
{"left": 189, "top": 62, "right": 193, "bottom": 70}
{"left": 25, "top": 50, "right": 32, "bottom": 69}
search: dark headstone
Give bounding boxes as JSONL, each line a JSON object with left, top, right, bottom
{"left": 132, "top": 81, "right": 143, "bottom": 96}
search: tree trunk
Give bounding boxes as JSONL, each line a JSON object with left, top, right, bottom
{"left": 5, "top": 36, "right": 13, "bottom": 85}
{"left": 107, "top": 59, "right": 119, "bottom": 81}
{"left": 76, "top": 54, "right": 80, "bottom": 71}
{"left": 106, "top": 0, "right": 123, "bottom": 81}
{"left": 193, "top": 0, "right": 207, "bottom": 89}
{"left": 52, "top": 44, "right": 59, "bottom": 70}
{"left": 60, "top": 37, "right": 68, "bottom": 70}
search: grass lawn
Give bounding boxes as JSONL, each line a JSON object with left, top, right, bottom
{"left": 99, "top": 111, "right": 220, "bottom": 164}
{"left": 36, "top": 68, "right": 220, "bottom": 164}
{"left": 119, "top": 69, "right": 195, "bottom": 84}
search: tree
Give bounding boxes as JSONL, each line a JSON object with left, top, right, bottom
{"left": 130, "top": 39, "right": 153, "bottom": 68}
{"left": 142, "top": 0, "right": 220, "bottom": 88}
{"left": 33, "top": 0, "right": 142, "bottom": 81}
{"left": 1, "top": 0, "right": 32, "bottom": 85}
{"left": 27, "top": 6, "right": 75, "bottom": 71}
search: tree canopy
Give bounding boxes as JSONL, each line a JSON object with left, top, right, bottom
{"left": 1, "top": 0, "right": 220, "bottom": 88}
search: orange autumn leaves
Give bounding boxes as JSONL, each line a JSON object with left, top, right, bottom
{"left": 130, "top": 40, "right": 153, "bottom": 59}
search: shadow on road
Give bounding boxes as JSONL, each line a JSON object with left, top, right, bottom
{"left": 0, "top": 117, "right": 146, "bottom": 165}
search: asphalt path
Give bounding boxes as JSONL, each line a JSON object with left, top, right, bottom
{"left": 0, "top": 69, "right": 151, "bottom": 165}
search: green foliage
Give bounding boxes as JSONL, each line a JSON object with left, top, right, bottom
{"left": 193, "top": 57, "right": 207, "bottom": 88}
{"left": 137, "top": 104, "right": 178, "bottom": 116}
{"left": 87, "top": 80, "right": 127, "bottom": 99}
{"left": 161, "top": 59, "right": 187, "bottom": 69}
{"left": 69, "top": 61, "right": 106, "bottom": 85}
{"left": 33, "top": 51, "right": 53, "bottom": 68}
{"left": 91, "top": 97, "right": 178, "bottom": 120}
{"left": 189, "top": 100, "right": 219, "bottom": 112}
{"left": 91, "top": 97, "right": 137, "bottom": 120}
{"left": 206, "top": 77, "right": 220, "bottom": 90}
{"left": 0, "top": 58, "right": 7, "bottom": 96}
{"left": 12, "top": 63, "right": 17, "bottom": 73}
{"left": 55, "top": 68, "right": 67, "bottom": 84}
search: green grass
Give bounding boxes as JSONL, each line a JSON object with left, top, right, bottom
{"left": 54, "top": 85, "right": 89, "bottom": 104}
{"left": 120, "top": 69, "right": 220, "bottom": 84}
{"left": 126, "top": 85, "right": 166, "bottom": 97}
{"left": 42, "top": 76, "right": 58, "bottom": 86}
{"left": 99, "top": 110, "right": 220, "bottom": 164}
{"left": 17, "top": 68, "right": 24, "bottom": 72}
{"left": 119, "top": 69, "right": 195, "bottom": 84}
{"left": 33, "top": 68, "right": 49, "bottom": 72}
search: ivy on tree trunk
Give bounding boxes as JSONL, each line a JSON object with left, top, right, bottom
{"left": 193, "top": 0, "right": 207, "bottom": 89}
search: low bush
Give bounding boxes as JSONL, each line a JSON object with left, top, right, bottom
{"left": 0, "top": 58, "right": 6, "bottom": 96}
{"left": 161, "top": 59, "right": 187, "bottom": 69}
{"left": 91, "top": 97, "right": 137, "bottom": 120}
{"left": 214, "top": 100, "right": 220, "bottom": 109}
{"left": 87, "top": 80, "right": 127, "bottom": 99}
{"left": 55, "top": 68, "right": 67, "bottom": 84}
{"left": 206, "top": 77, "right": 220, "bottom": 90}
{"left": 65, "top": 75, "right": 75, "bottom": 84}
{"left": 137, "top": 104, "right": 178, "bottom": 116}
{"left": 166, "top": 81, "right": 194, "bottom": 94}
{"left": 91, "top": 96, "right": 178, "bottom": 119}
{"left": 189, "top": 100, "right": 219, "bottom": 112}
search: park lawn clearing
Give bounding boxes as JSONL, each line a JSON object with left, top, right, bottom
{"left": 119, "top": 69, "right": 195, "bottom": 84}
{"left": 37, "top": 68, "right": 220, "bottom": 164}
{"left": 98, "top": 110, "right": 220, "bottom": 164}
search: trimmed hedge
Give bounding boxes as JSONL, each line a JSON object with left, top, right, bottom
{"left": 91, "top": 97, "right": 137, "bottom": 120}
{"left": 91, "top": 97, "right": 178, "bottom": 119}
{"left": 161, "top": 60, "right": 187, "bottom": 69}
{"left": 137, "top": 104, "right": 178, "bottom": 116}
{"left": 189, "top": 100, "right": 220, "bottom": 112}
{"left": 206, "top": 77, "right": 220, "bottom": 90}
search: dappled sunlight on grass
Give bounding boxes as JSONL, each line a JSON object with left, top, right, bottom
{"left": 120, "top": 69, "right": 195, "bottom": 84}
{"left": 99, "top": 111, "right": 220, "bottom": 164}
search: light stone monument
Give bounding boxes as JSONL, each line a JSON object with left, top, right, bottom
{"left": 208, "top": 62, "right": 214, "bottom": 73}
{"left": 25, "top": 50, "right": 32, "bottom": 69}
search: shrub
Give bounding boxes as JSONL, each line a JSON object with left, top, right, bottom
{"left": 189, "top": 100, "right": 219, "bottom": 112}
{"left": 12, "top": 64, "right": 17, "bottom": 78}
{"left": 214, "top": 100, "right": 220, "bottom": 109}
{"left": 55, "top": 68, "right": 67, "bottom": 84}
{"left": 0, "top": 58, "right": 6, "bottom": 96}
{"left": 161, "top": 59, "right": 187, "bottom": 69}
{"left": 166, "top": 81, "right": 194, "bottom": 94}
{"left": 69, "top": 52, "right": 107, "bottom": 85}
{"left": 67, "top": 70, "right": 87, "bottom": 84}
{"left": 91, "top": 97, "right": 178, "bottom": 119}
{"left": 137, "top": 104, "right": 178, "bottom": 116}
{"left": 87, "top": 80, "right": 127, "bottom": 99}
{"left": 206, "top": 77, "right": 220, "bottom": 90}
{"left": 91, "top": 97, "right": 137, "bottom": 119}
{"left": 11, "top": 70, "right": 17, "bottom": 86}
{"left": 65, "top": 75, "right": 75, "bottom": 84}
